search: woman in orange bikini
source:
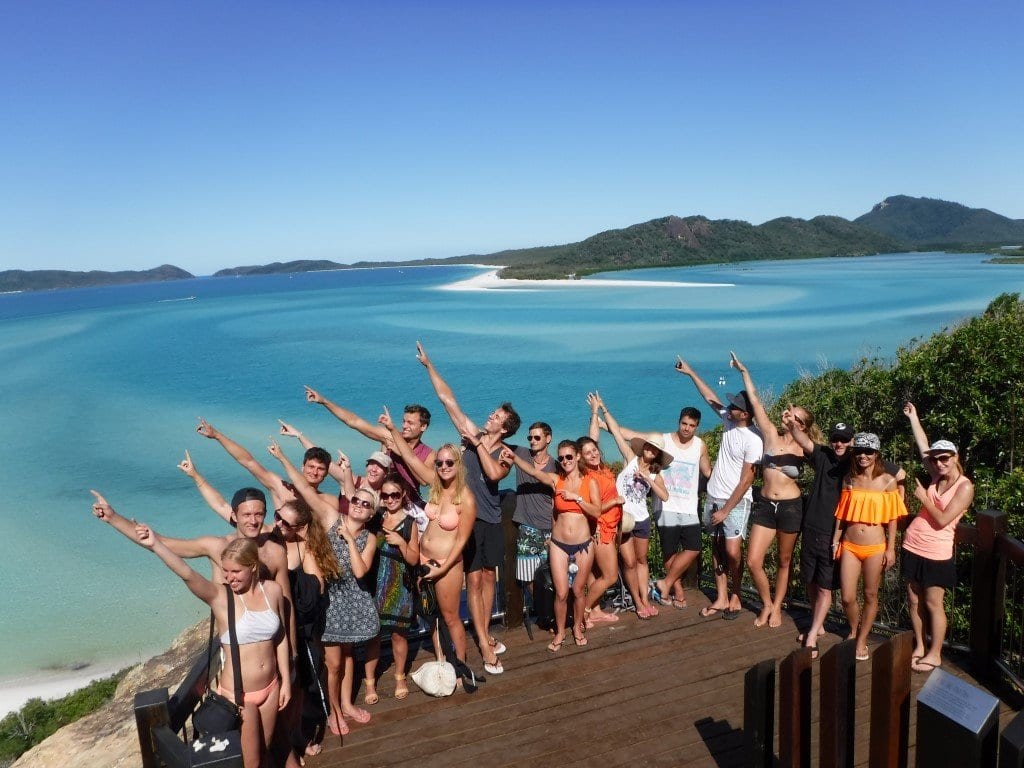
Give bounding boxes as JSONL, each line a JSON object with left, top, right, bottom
{"left": 576, "top": 434, "right": 626, "bottom": 624}
{"left": 91, "top": 493, "right": 290, "bottom": 768}
{"left": 832, "top": 433, "right": 907, "bottom": 660}
{"left": 502, "top": 440, "right": 601, "bottom": 651}
{"left": 902, "top": 402, "right": 974, "bottom": 674}
{"left": 382, "top": 408, "right": 478, "bottom": 666}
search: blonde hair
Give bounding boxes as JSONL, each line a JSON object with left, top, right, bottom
{"left": 428, "top": 444, "right": 465, "bottom": 505}
{"left": 221, "top": 537, "right": 260, "bottom": 570}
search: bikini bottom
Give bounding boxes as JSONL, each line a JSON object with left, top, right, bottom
{"left": 218, "top": 676, "right": 278, "bottom": 707}
{"left": 840, "top": 540, "right": 886, "bottom": 562}
{"left": 550, "top": 537, "right": 591, "bottom": 559}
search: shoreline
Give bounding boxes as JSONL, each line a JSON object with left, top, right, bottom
{"left": 0, "top": 656, "right": 143, "bottom": 718}
{"left": 440, "top": 267, "right": 735, "bottom": 291}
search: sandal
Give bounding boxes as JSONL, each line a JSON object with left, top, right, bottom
{"left": 343, "top": 706, "right": 371, "bottom": 724}
{"left": 548, "top": 637, "right": 564, "bottom": 652}
{"left": 484, "top": 659, "right": 504, "bottom": 675}
{"left": 672, "top": 598, "right": 688, "bottom": 609}
{"left": 489, "top": 637, "right": 508, "bottom": 655}
{"left": 328, "top": 711, "right": 349, "bottom": 736}
{"left": 394, "top": 673, "right": 409, "bottom": 700}
{"left": 305, "top": 742, "right": 323, "bottom": 757}
{"left": 362, "top": 678, "right": 379, "bottom": 706}
{"left": 573, "top": 626, "right": 588, "bottom": 646}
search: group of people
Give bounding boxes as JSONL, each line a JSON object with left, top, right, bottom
{"left": 90, "top": 345, "right": 973, "bottom": 767}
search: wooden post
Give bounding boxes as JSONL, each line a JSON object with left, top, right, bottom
{"left": 500, "top": 490, "right": 523, "bottom": 628}
{"left": 869, "top": 630, "right": 914, "bottom": 768}
{"left": 971, "top": 509, "right": 1008, "bottom": 679}
{"left": 134, "top": 688, "right": 170, "bottom": 768}
{"left": 779, "top": 647, "right": 813, "bottom": 768}
{"left": 999, "top": 709, "right": 1024, "bottom": 768}
{"left": 820, "top": 638, "right": 857, "bottom": 768}
{"left": 744, "top": 658, "right": 776, "bottom": 768}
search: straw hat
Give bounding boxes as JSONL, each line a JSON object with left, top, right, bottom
{"left": 628, "top": 434, "right": 674, "bottom": 469}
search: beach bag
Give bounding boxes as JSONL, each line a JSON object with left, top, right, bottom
{"left": 417, "top": 579, "right": 439, "bottom": 617}
{"left": 193, "top": 585, "right": 243, "bottom": 737}
{"left": 411, "top": 660, "right": 457, "bottom": 697}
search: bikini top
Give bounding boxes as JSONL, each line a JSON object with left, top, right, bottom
{"left": 221, "top": 582, "right": 280, "bottom": 645}
{"left": 763, "top": 452, "right": 804, "bottom": 479}
{"left": 553, "top": 476, "right": 586, "bottom": 515}
{"left": 424, "top": 501, "right": 460, "bottom": 532}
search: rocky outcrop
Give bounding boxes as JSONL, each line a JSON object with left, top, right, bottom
{"left": 13, "top": 621, "right": 207, "bottom": 768}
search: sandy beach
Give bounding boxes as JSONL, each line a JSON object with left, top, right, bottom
{"left": 0, "top": 658, "right": 139, "bottom": 718}
{"left": 441, "top": 267, "right": 735, "bottom": 291}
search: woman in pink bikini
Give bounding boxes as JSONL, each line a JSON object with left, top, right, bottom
{"left": 502, "top": 440, "right": 601, "bottom": 651}
{"left": 832, "top": 433, "right": 907, "bottom": 660}
{"left": 382, "top": 409, "right": 478, "bottom": 666}
{"left": 902, "top": 402, "right": 974, "bottom": 673}
{"left": 91, "top": 493, "right": 290, "bottom": 768}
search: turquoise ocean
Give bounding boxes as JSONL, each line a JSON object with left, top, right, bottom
{"left": 1, "top": 253, "right": 1021, "bottom": 681}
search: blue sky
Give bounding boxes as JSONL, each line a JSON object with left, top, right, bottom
{"left": 2, "top": 0, "right": 1021, "bottom": 275}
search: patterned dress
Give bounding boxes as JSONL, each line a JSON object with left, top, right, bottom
{"left": 322, "top": 526, "right": 380, "bottom": 644}
{"left": 374, "top": 513, "right": 415, "bottom": 634}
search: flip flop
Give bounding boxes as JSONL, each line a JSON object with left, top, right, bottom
{"left": 489, "top": 638, "right": 508, "bottom": 655}
{"left": 912, "top": 660, "right": 941, "bottom": 673}
{"left": 808, "top": 645, "right": 819, "bottom": 661}
{"left": 328, "top": 711, "right": 349, "bottom": 736}
{"left": 484, "top": 660, "right": 504, "bottom": 675}
{"left": 723, "top": 608, "right": 742, "bottom": 621}
{"left": 305, "top": 743, "right": 323, "bottom": 757}
{"left": 672, "top": 598, "right": 688, "bottom": 609}
{"left": 547, "top": 639, "right": 564, "bottom": 652}
{"left": 699, "top": 606, "right": 722, "bottom": 618}
{"left": 856, "top": 650, "right": 870, "bottom": 662}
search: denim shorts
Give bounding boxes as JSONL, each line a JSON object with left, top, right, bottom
{"left": 703, "top": 496, "right": 752, "bottom": 540}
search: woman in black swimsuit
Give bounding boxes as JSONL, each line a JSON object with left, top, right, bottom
{"left": 731, "top": 353, "right": 820, "bottom": 628}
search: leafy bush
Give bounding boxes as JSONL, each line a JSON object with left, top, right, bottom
{"left": 0, "top": 670, "right": 126, "bottom": 764}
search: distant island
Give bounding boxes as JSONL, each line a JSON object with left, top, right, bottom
{"left": 4, "top": 195, "right": 1023, "bottom": 291}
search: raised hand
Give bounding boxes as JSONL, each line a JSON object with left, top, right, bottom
{"left": 278, "top": 420, "right": 301, "bottom": 439}
{"left": 334, "top": 450, "right": 351, "bottom": 472}
{"left": 135, "top": 522, "right": 156, "bottom": 549}
{"left": 415, "top": 341, "right": 431, "bottom": 368}
{"left": 903, "top": 401, "right": 918, "bottom": 419}
{"left": 304, "top": 386, "right": 323, "bottom": 405}
{"left": 378, "top": 405, "right": 394, "bottom": 431}
{"left": 499, "top": 446, "right": 516, "bottom": 465}
{"left": 586, "top": 391, "right": 604, "bottom": 412}
{"left": 196, "top": 417, "right": 217, "bottom": 439}
{"left": 729, "top": 351, "right": 746, "bottom": 373}
{"left": 90, "top": 490, "right": 115, "bottom": 521}
{"left": 177, "top": 450, "right": 197, "bottom": 477}
{"left": 674, "top": 356, "right": 694, "bottom": 375}
{"left": 267, "top": 437, "right": 283, "bottom": 459}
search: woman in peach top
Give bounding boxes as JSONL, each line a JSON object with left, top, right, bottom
{"left": 902, "top": 403, "right": 974, "bottom": 673}
{"left": 832, "top": 432, "right": 907, "bottom": 661}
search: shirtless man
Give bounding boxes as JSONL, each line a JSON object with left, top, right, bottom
{"left": 195, "top": 417, "right": 336, "bottom": 512}
{"left": 413, "top": 341, "right": 520, "bottom": 674}
{"left": 303, "top": 386, "right": 435, "bottom": 505}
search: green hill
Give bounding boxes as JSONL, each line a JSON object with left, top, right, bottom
{"left": 855, "top": 195, "right": 1024, "bottom": 247}
{"left": 213, "top": 259, "right": 347, "bottom": 276}
{"left": 0, "top": 264, "right": 193, "bottom": 292}
{"left": 444, "top": 214, "right": 903, "bottom": 279}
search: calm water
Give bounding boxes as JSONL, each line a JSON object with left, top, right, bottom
{"left": 1, "top": 253, "right": 1020, "bottom": 679}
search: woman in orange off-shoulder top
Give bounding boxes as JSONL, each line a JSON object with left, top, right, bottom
{"left": 832, "top": 432, "right": 907, "bottom": 661}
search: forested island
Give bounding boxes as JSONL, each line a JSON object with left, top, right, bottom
{"left": 4, "top": 195, "right": 1023, "bottom": 291}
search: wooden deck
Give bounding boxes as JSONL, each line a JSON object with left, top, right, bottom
{"left": 308, "top": 593, "right": 1019, "bottom": 768}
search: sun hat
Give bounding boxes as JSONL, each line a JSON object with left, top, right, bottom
{"left": 926, "top": 439, "right": 958, "bottom": 455}
{"left": 628, "top": 434, "right": 674, "bottom": 468}
{"left": 852, "top": 432, "right": 881, "bottom": 452}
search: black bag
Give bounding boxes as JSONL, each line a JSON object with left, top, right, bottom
{"left": 193, "top": 585, "right": 244, "bottom": 737}
{"left": 532, "top": 561, "right": 572, "bottom": 632}
{"left": 417, "top": 579, "right": 439, "bottom": 618}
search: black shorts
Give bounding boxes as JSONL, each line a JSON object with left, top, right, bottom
{"left": 902, "top": 548, "right": 956, "bottom": 590}
{"left": 800, "top": 530, "right": 838, "bottom": 590}
{"left": 658, "top": 523, "right": 701, "bottom": 555}
{"left": 751, "top": 497, "right": 803, "bottom": 534}
{"left": 464, "top": 520, "right": 505, "bottom": 572}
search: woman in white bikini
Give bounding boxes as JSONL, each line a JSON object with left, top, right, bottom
{"left": 91, "top": 492, "right": 290, "bottom": 768}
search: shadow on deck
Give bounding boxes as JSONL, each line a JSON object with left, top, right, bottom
{"left": 307, "top": 592, "right": 1019, "bottom": 768}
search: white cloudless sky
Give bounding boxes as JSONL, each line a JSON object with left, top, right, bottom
{"left": 1, "top": 0, "right": 1021, "bottom": 275}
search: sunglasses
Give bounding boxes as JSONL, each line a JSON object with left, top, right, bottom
{"left": 792, "top": 415, "right": 806, "bottom": 427}
{"left": 929, "top": 454, "right": 954, "bottom": 463}
{"left": 558, "top": 454, "right": 576, "bottom": 462}
{"left": 349, "top": 497, "right": 374, "bottom": 510}
{"left": 435, "top": 458, "right": 456, "bottom": 468}
{"left": 273, "top": 512, "right": 295, "bottom": 528}
{"left": 527, "top": 435, "right": 545, "bottom": 442}
{"left": 852, "top": 448, "right": 877, "bottom": 456}
{"left": 380, "top": 491, "right": 403, "bottom": 501}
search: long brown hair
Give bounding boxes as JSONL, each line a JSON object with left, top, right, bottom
{"left": 282, "top": 500, "right": 340, "bottom": 581}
